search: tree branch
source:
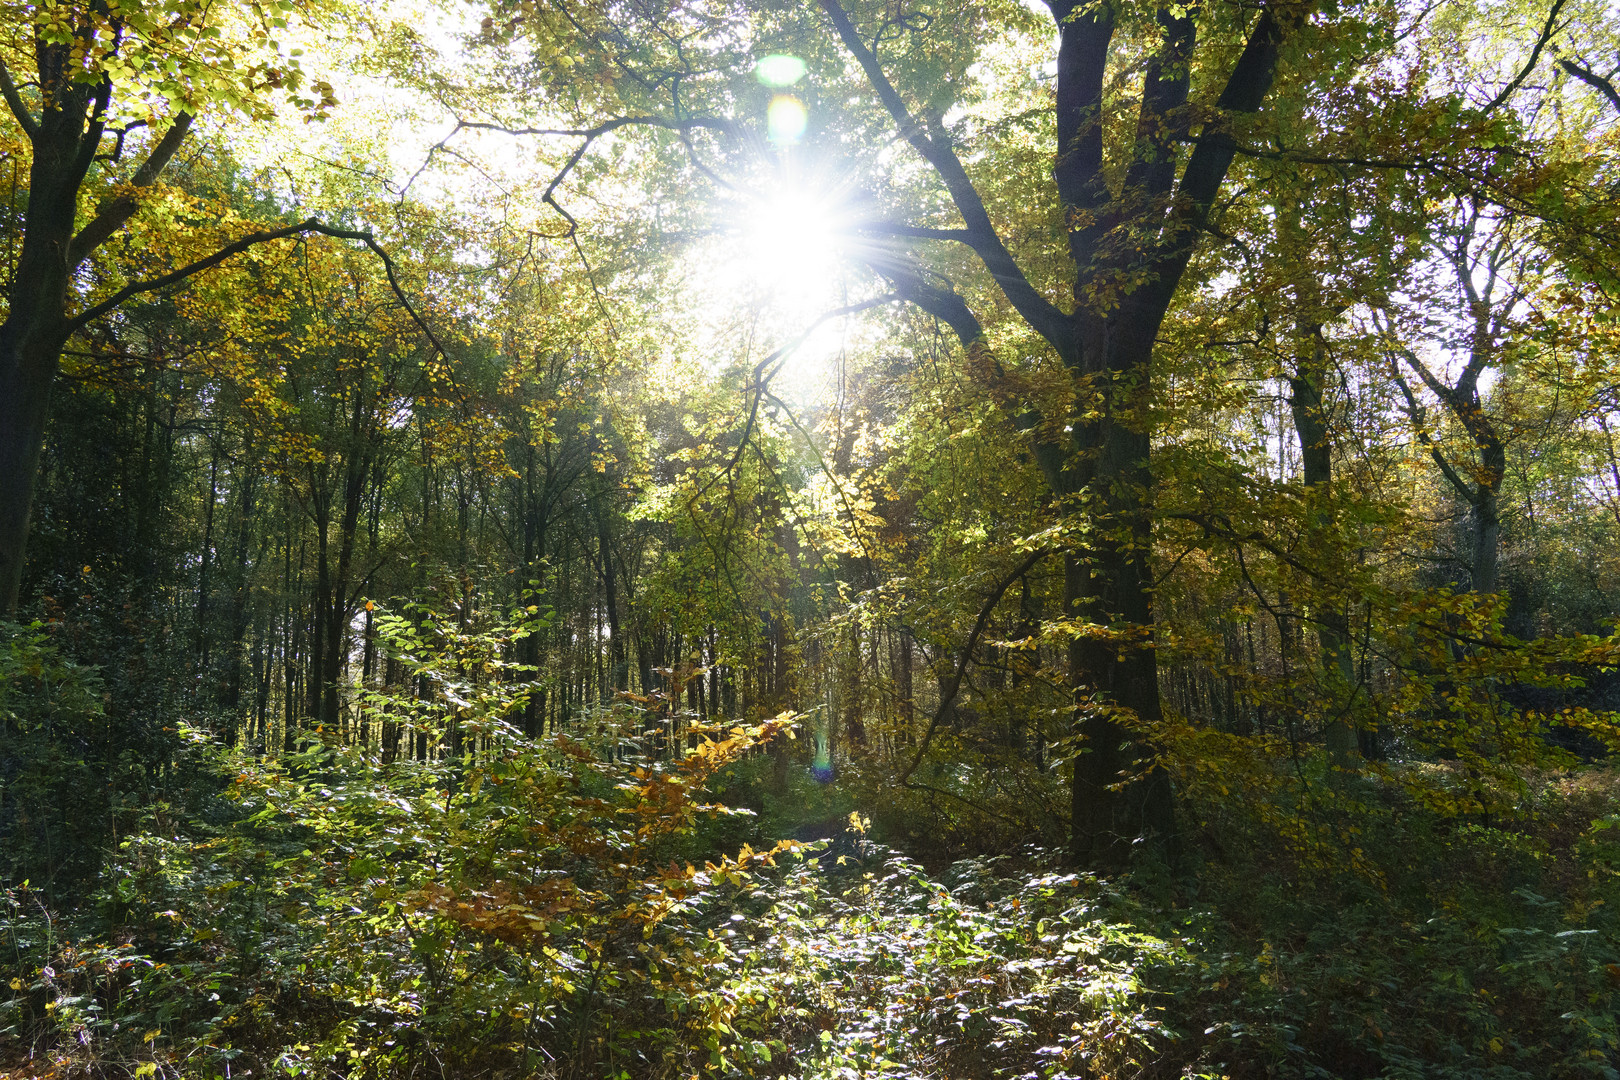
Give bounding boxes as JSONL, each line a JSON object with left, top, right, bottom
{"left": 64, "top": 219, "right": 450, "bottom": 361}
{"left": 880, "top": 267, "right": 986, "bottom": 350}
{"left": 856, "top": 222, "right": 977, "bottom": 245}
{"left": 1486, "top": 0, "right": 1568, "bottom": 110}
{"left": 454, "top": 115, "right": 736, "bottom": 139}
{"left": 1051, "top": 0, "right": 1115, "bottom": 270}
{"left": 819, "top": 0, "right": 1073, "bottom": 349}
{"left": 68, "top": 112, "right": 194, "bottom": 269}
{"left": 699, "top": 296, "right": 897, "bottom": 500}
{"left": 1388, "top": 357, "right": 1477, "bottom": 501}
{"left": 1121, "top": 6, "right": 1195, "bottom": 202}
{"left": 434, "top": 115, "right": 736, "bottom": 239}
{"left": 0, "top": 56, "right": 37, "bottom": 138}
{"left": 1559, "top": 56, "right": 1620, "bottom": 115}
{"left": 897, "top": 546, "right": 1051, "bottom": 785}
{"left": 1393, "top": 340, "right": 1456, "bottom": 404}
{"left": 1151, "top": 5, "right": 1298, "bottom": 302}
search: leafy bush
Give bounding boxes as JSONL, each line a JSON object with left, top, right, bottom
{"left": 0, "top": 621, "right": 115, "bottom": 889}
{"left": 2, "top": 603, "right": 805, "bottom": 1078}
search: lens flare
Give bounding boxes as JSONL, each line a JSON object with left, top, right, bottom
{"left": 812, "top": 716, "right": 833, "bottom": 782}
{"left": 767, "top": 95, "right": 808, "bottom": 144}
{"left": 756, "top": 54, "right": 807, "bottom": 87}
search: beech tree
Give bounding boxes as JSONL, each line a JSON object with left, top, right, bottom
{"left": 813, "top": 0, "right": 1314, "bottom": 861}
{"left": 453, "top": 0, "right": 1313, "bottom": 861}
{"left": 0, "top": 0, "right": 428, "bottom": 615}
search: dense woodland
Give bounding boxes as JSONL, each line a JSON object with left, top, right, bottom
{"left": 4, "top": 0, "right": 1620, "bottom": 1076}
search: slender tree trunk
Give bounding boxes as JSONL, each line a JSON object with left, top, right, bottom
{"left": 322, "top": 394, "right": 371, "bottom": 731}
{"left": 1286, "top": 284, "right": 1358, "bottom": 764}
{"left": 223, "top": 470, "right": 258, "bottom": 719}
{"left": 195, "top": 447, "right": 219, "bottom": 679}
{"left": 896, "top": 629, "right": 914, "bottom": 740}
{"left": 308, "top": 498, "right": 330, "bottom": 725}
{"left": 597, "top": 505, "right": 625, "bottom": 696}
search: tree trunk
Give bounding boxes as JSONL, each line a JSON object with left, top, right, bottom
{"left": 823, "top": 0, "right": 1292, "bottom": 865}
{"left": 223, "top": 471, "right": 259, "bottom": 718}
{"left": 1472, "top": 486, "right": 1501, "bottom": 595}
{"left": 0, "top": 332, "right": 60, "bottom": 613}
{"left": 1064, "top": 401, "right": 1175, "bottom": 864}
{"left": 0, "top": 78, "right": 101, "bottom": 613}
{"left": 195, "top": 448, "right": 219, "bottom": 681}
{"left": 0, "top": 52, "right": 192, "bottom": 614}
{"left": 322, "top": 394, "right": 371, "bottom": 731}
{"left": 308, "top": 494, "right": 330, "bottom": 726}
{"left": 597, "top": 505, "right": 625, "bottom": 696}
{"left": 1288, "top": 309, "right": 1358, "bottom": 764}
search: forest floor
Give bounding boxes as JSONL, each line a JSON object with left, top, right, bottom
{"left": 4, "top": 763, "right": 1620, "bottom": 1079}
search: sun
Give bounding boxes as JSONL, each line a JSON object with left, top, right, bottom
{"left": 674, "top": 170, "right": 872, "bottom": 389}
{"left": 742, "top": 185, "right": 845, "bottom": 312}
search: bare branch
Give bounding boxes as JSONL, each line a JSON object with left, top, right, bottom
{"left": 1394, "top": 341, "right": 1455, "bottom": 403}
{"left": 705, "top": 295, "right": 898, "bottom": 495}
{"left": 1049, "top": 0, "right": 1117, "bottom": 275}
{"left": 416, "top": 114, "right": 738, "bottom": 237}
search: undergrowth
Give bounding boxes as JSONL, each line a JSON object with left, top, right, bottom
{"left": 5, "top": 778, "right": 1619, "bottom": 1079}
{"left": 5, "top": 619, "right": 1620, "bottom": 1079}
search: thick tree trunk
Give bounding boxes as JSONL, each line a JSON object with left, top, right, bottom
{"left": 0, "top": 332, "right": 60, "bottom": 613}
{"left": 1065, "top": 369, "right": 1176, "bottom": 864}
{"left": 0, "top": 103, "right": 90, "bottom": 612}
{"left": 1472, "top": 488, "right": 1501, "bottom": 595}
{"left": 0, "top": 49, "right": 192, "bottom": 614}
